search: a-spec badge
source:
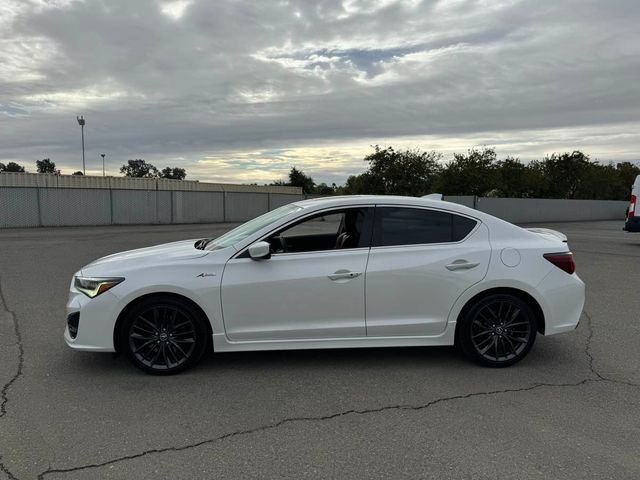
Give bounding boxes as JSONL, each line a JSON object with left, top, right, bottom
{"left": 196, "top": 273, "right": 216, "bottom": 277}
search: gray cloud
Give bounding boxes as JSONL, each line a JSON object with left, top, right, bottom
{"left": 0, "top": 0, "right": 639, "bottom": 181}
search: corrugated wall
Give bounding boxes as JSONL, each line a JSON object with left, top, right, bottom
{"left": 443, "top": 196, "right": 627, "bottom": 222}
{"left": 111, "top": 190, "right": 161, "bottom": 225}
{"left": 172, "top": 191, "right": 224, "bottom": 224}
{"left": 0, "top": 187, "right": 305, "bottom": 228}
{"left": 270, "top": 193, "right": 306, "bottom": 209}
{"left": 225, "top": 192, "right": 270, "bottom": 222}
{"left": 475, "top": 197, "right": 627, "bottom": 223}
{"left": 442, "top": 195, "right": 475, "bottom": 208}
{"left": 0, "top": 188, "right": 628, "bottom": 228}
{"left": 40, "top": 188, "right": 111, "bottom": 226}
{"left": 0, "top": 172, "right": 301, "bottom": 194}
{"left": 0, "top": 187, "right": 40, "bottom": 228}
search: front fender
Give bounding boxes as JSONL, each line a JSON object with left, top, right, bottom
{"left": 112, "top": 280, "right": 224, "bottom": 340}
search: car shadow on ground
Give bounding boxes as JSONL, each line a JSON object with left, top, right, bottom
{"left": 62, "top": 345, "right": 469, "bottom": 377}
{"left": 206, "top": 345, "right": 465, "bottom": 370}
{"left": 60, "top": 339, "right": 569, "bottom": 379}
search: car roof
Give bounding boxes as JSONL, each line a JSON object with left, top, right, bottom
{"left": 294, "top": 195, "right": 476, "bottom": 215}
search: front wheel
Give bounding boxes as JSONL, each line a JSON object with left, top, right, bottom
{"left": 120, "top": 297, "right": 208, "bottom": 375}
{"left": 457, "top": 294, "right": 537, "bottom": 367}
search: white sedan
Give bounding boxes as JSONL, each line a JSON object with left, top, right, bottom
{"left": 65, "top": 195, "right": 585, "bottom": 374}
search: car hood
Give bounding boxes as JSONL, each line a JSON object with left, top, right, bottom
{"left": 81, "top": 239, "right": 210, "bottom": 275}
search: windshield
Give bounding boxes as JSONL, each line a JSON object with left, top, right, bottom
{"left": 206, "top": 204, "right": 303, "bottom": 250}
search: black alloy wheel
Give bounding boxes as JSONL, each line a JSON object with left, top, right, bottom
{"left": 458, "top": 294, "right": 537, "bottom": 367}
{"left": 121, "top": 297, "right": 208, "bottom": 375}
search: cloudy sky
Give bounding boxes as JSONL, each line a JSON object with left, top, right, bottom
{"left": 1, "top": 0, "right": 639, "bottom": 184}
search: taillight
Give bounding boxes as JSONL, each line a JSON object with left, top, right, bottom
{"left": 544, "top": 252, "right": 575, "bottom": 275}
{"left": 629, "top": 195, "right": 636, "bottom": 218}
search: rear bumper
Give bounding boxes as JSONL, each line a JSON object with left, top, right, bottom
{"left": 624, "top": 217, "right": 640, "bottom": 232}
{"left": 536, "top": 269, "right": 585, "bottom": 336}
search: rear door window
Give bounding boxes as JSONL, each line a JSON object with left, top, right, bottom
{"left": 372, "top": 207, "right": 477, "bottom": 247}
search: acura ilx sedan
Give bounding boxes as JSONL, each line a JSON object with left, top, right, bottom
{"left": 65, "top": 195, "right": 585, "bottom": 374}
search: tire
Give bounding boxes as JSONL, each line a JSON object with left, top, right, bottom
{"left": 457, "top": 294, "right": 537, "bottom": 368}
{"left": 119, "top": 296, "right": 209, "bottom": 375}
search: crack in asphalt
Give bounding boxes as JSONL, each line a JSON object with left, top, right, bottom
{"left": 36, "top": 379, "right": 603, "bottom": 479}
{"left": 0, "top": 279, "right": 24, "bottom": 480}
{"left": 582, "top": 310, "right": 605, "bottom": 381}
{"left": 0, "top": 278, "right": 24, "bottom": 419}
{"left": 0, "top": 456, "right": 19, "bottom": 480}
{"left": 582, "top": 310, "right": 640, "bottom": 388}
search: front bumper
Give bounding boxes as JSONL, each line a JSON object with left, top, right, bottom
{"left": 64, "top": 287, "right": 121, "bottom": 352}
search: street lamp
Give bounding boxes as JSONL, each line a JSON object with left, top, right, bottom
{"left": 100, "top": 153, "right": 106, "bottom": 177}
{"left": 77, "top": 115, "right": 86, "bottom": 175}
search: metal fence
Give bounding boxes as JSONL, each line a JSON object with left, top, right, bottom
{"left": 0, "top": 187, "right": 305, "bottom": 228}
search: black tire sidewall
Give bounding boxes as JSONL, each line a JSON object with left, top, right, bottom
{"left": 120, "top": 297, "right": 208, "bottom": 375}
{"left": 458, "top": 294, "right": 537, "bottom": 368}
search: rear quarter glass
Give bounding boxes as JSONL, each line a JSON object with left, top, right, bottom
{"left": 452, "top": 215, "right": 477, "bottom": 241}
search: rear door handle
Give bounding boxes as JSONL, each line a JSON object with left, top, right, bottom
{"left": 445, "top": 260, "right": 480, "bottom": 271}
{"left": 328, "top": 270, "right": 362, "bottom": 281}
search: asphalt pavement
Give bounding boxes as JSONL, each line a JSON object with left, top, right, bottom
{"left": 0, "top": 220, "right": 638, "bottom": 479}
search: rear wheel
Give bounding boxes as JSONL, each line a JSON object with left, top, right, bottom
{"left": 120, "top": 297, "right": 208, "bottom": 375}
{"left": 457, "top": 294, "right": 536, "bottom": 367}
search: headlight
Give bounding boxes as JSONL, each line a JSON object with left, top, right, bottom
{"left": 74, "top": 277, "right": 124, "bottom": 298}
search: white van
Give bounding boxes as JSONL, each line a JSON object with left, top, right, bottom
{"left": 624, "top": 175, "right": 640, "bottom": 232}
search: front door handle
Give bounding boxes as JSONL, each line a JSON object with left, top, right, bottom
{"left": 328, "top": 270, "right": 362, "bottom": 281}
{"left": 445, "top": 260, "right": 480, "bottom": 271}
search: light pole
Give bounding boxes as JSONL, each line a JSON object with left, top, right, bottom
{"left": 100, "top": 153, "right": 105, "bottom": 176}
{"left": 77, "top": 116, "right": 86, "bottom": 175}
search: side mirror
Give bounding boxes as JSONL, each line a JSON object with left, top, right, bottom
{"left": 248, "top": 241, "right": 271, "bottom": 260}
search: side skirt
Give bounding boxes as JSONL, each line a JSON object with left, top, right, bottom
{"left": 212, "top": 322, "right": 457, "bottom": 352}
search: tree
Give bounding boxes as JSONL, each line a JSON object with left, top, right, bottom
{"left": 273, "top": 167, "right": 316, "bottom": 193}
{"left": 435, "top": 147, "right": 497, "bottom": 196}
{"left": 120, "top": 159, "right": 158, "bottom": 178}
{"left": 288, "top": 167, "right": 315, "bottom": 194}
{"left": 72, "top": 171, "right": 84, "bottom": 175}
{"left": 159, "top": 167, "right": 187, "bottom": 180}
{"left": 493, "top": 157, "right": 540, "bottom": 198}
{"left": 364, "top": 145, "right": 442, "bottom": 196}
{"left": 1, "top": 162, "right": 25, "bottom": 173}
{"left": 315, "top": 182, "right": 335, "bottom": 195}
{"left": 524, "top": 160, "right": 550, "bottom": 198}
{"left": 616, "top": 162, "right": 640, "bottom": 195}
{"left": 342, "top": 172, "right": 378, "bottom": 195}
{"left": 539, "top": 151, "right": 591, "bottom": 199}
{"left": 576, "top": 162, "right": 624, "bottom": 200}
{"left": 342, "top": 146, "right": 442, "bottom": 196}
{"left": 36, "top": 158, "right": 56, "bottom": 174}
{"left": 335, "top": 146, "right": 636, "bottom": 200}
{"left": 0, "top": 163, "right": 4, "bottom": 172}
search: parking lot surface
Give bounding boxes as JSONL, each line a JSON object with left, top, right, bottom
{"left": 0, "top": 220, "right": 639, "bottom": 479}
